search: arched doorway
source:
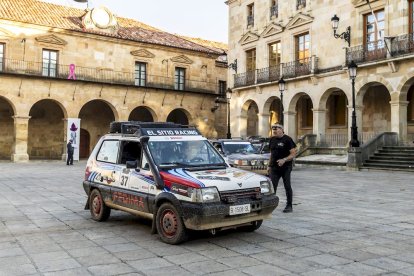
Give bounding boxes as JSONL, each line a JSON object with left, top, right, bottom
{"left": 246, "top": 102, "right": 259, "bottom": 137}
{"left": 0, "top": 97, "right": 14, "bottom": 160}
{"left": 325, "top": 90, "right": 348, "bottom": 146}
{"left": 79, "top": 100, "right": 115, "bottom": 155}
{"left": 167, "top": 109, "right": 189, "bottom": 125}
{"left": 79, "top": 128, "right": 90, "bottom": 159}
{"left": 407, "top": 86, "right": 414, "bottom": 141}
{"left": 129, "top": 106, "right": 155, "bottom": 122}
{"left": 28, "top": 99, "right": 65, "bottom": 159}
{"left": 362, "top": 84, "right": 391, "bottom": 140}
{"left": 296, "top": 95, "right": 313, "bottom": 138}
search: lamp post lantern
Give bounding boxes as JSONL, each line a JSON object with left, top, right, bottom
{"left": 226, "top": 88, "right": 232, "bottom": 139}
{"left": 331, "top": 14, "right": 351, "bottom": 47}
{"left": 278, "top": 77, "right": 286, "bottom": 125}
{"left": 348, "top": 60, "right": 360, "bottom": 147}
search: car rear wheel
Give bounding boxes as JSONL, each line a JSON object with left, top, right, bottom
{"left": 241, "top": 220, "right": 262, "bottom": 232}
{"left": 89, "top": 189, "right": 111, "bottom": 221}
{"left": 156, "top": 203, "right": 188, "bottom": 244}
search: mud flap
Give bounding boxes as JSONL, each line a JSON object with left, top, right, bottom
{"left": 84, "top": 196, "right": 90, "bottom": 210}
{"left": 151, "top": 206, "right": 158, "bottom": 234}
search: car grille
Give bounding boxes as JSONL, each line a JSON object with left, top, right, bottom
{"left": 220, "top": 188, "right": 261, "bottom": 203}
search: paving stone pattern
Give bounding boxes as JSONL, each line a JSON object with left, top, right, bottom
{"left": 0, "top": 162, "right": 413, "bottom": 275}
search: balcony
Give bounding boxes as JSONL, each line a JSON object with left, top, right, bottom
{"left": 0, "top": 58, "right": 219, "bottom": 94}
{"left": 247, "top": 15, "right": 254, "bottom": 28}
{"left": 233, "top": 56, "right": 318, "bottom": 88}
{"left": 270, "top": 5, "right": 278, "bottom": 18}
{"left": 346, "top": 34, "right": 414, "bottom": 65}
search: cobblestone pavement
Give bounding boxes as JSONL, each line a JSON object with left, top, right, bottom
{"left": 1, "top": 162, "right": 414, "bottom": 276}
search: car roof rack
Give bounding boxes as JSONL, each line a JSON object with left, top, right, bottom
{"left": 109, "top": 121, "right": 201, "bottom": 137}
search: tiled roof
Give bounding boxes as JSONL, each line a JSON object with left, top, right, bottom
{"left": 0, "top": 0, "right": 223, "bottom": 55}
{"left": 178, "top": 35, "right": 228, "bottom": 53}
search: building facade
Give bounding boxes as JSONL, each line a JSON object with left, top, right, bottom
{"left": 227, "top": 0, "right": 414, "bottom": 147}
{"left": 0, "top": 0, "right": 228, "bottom": 162}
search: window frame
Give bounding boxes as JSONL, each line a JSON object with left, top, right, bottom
{"left": 218, "top": 80, "right": 227, "bottom": 97}
{"left": 0, "top": 43, "right": 4, "bottom": 72}
{"left": 247, "top": 3, "right": 254, "bottom": 27}
{"left": 245, "top": 48, "right": 256, "bottom": 72}
{"left": 410, "top": 0, "right": 414, "bottom": 35}
{"left": 363, "top": 9, "right": 385, "bottom": 48}
{"left": 42, "top": 49, "right": 58, "bottom": 77}
{"left": 268, "top": 41, "right": 281, "bottom": 67}
{"left": 174, "top": 67, "right": 186, "bottom": 91}
{"left": 134, "top": 62, "right": 147, "bottom": 87}
{"left": 295, "top": 32, "right": 310, "bottom": 62}
{"left": 96, "top": 139, "right": 120, "bottom": 164}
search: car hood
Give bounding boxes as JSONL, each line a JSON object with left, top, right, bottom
{"left": 161, "top": 167, "right": 268, "bottom": 191}
{"left": 226, "top": 153, "right": 268, "bottom": 160}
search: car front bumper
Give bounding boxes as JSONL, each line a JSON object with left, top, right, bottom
{"left": 180, "top": 194, "right": 278, "bottom": 230}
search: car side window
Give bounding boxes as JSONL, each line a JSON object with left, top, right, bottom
{"left": 119, "top": 141, "right": 141, "bottom": 164}
{"left": 214, "top": 143, "right": 223, "bottom": 154}
{"left": 97, "top": 140, "right": 120, "bottom": 163}
{"left": 141, "top": 152, "right": 150, "bottom": 170}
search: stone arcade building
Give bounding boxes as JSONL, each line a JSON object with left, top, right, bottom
{"left": 0, "top": 0, "right": 228, "bottom": 162}
{"left": 226, "top": 0, "right": 414, "bottom": 147}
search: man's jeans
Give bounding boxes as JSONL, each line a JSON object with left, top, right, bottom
{"left": 269, "top": 166, "right": 293, "bottom": 206}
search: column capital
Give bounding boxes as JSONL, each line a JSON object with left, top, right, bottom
{"left": 389, "top": 100, "right": 409, "bottom": 107}
{"left": 284, "top": 111, "right": 297, "bottom": 116}
{"left": 312, "top": 108, "right": 327, "bottom": 113}
{"left": 12, "top": 115, "right": 31, "bottom": 120}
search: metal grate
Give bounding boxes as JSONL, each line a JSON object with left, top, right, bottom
{"left": 220, "top": 188, "right": 261, "bottom": 203}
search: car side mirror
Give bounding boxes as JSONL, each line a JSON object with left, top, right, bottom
{"left": 126, "top": 160, "right": 137, "bottom": 169}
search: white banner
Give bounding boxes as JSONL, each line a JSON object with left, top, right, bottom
{"left": 67, "top": 118, "right": 81, "bottom": 161}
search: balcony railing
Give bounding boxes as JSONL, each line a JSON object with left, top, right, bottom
{"left": 297, "top": 0, "right": 306, "bottom": 9}
{"left": 247, "top": 15, "right": 254, "bottom": 27}
{"left": 391, "top": 33, "right": 414, "bottom": 57}
{"left": 346, "top": 40, "right": 387, "bottom": 65}
{"left": 233, "top": 57, "right": 317, "bottom": 88}
{"left": 0, "top": 58, "right": 219, "bottom": 94}
{"left": 257, "top": 66, "right": 280, "bottom": 84}
{"left": 270, "top": 5, "right": 278, "bottom": 18}
{"left": 282, "top": 57, "right": 313, "bottom": 78}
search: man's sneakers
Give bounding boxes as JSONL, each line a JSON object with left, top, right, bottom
{"left": 283, "top": 205, "right": 293, "bottom": 213}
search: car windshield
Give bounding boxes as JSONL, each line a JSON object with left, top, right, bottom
{"left": 260, "top": 142, "right": 270, "bottom": 154}
{"left": 148, "top": 140, "right": 225, "bottom": 167}
{"left": 222, "top": 141, "right": 257, "bottom": 155}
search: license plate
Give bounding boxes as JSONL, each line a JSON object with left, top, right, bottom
{"left": 229, "top": 204, "right": 251, "bottom": 216}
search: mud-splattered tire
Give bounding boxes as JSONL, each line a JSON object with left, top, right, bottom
{"left": 242, "top": 220, "right": 262, "bottom": 232}
{"left": 89, "top": 189, "right": 111, "bottom": 221}
{"left": 156, "top": 203, "right": 188, "bottom": 244}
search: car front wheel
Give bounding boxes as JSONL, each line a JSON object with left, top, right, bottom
{"left": 89, "top": 189, "right": 111, "bottom": 221}
{"left": 156, "top": 203, "right": 188, "bottom": 244}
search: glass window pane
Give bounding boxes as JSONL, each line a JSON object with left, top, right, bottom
{"left": 377, "top": 11, "right": 384, "bottom": 21}
{"left": 97, "top": 140, "right": 119, "bottom": 163}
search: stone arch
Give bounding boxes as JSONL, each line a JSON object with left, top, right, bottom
{"left": 28, "top": 99, "right": 66, "bottom": 159}
{"left": 360, "top": 82, "right": 391, "bottom": 134}
{"left": 128, "top": 106, "right": 158, "bottom": 122}
{"left": 287, "top": 92, "right": 314, "bottom": 138}
{"left": 0, "top": 96, "right": 16, "bottom": 160}
{"left": 241, "top": 99, "right": 259, "bottom": 138}
{"left": 166, "top": 108, "right": 191, "bottom": 125}
{"left": 355, "top": 77, "right": 393, "bottom": 106}
{"left": 79, "top": 100, "right": 116, "bottom": 156}
{"left": 323, "top": 89, "right": 348, "bottom": 138}
{"left": 263, "top": 96, "right": 282, "bottom": 136}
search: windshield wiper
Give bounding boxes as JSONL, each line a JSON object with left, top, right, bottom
{"left": 158, "top": 162, "right": 196, "bottom": 168}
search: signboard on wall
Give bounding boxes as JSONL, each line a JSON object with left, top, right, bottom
{"left": 67, "top": 118, "right": 81, "bottom": 161}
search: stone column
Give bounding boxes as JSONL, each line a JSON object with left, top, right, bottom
{"left": 235, "top": 114, "right": 247, "bottom": 138}
{"left": 257, "top": 113, "right": 270, "bottom": 137}
{"left": 390, "top": 100, "right": 408, "bottom": 142}
{"left": 312, "top": 109, "right": 326, "bottom": 143}
{"left": 347, "top": 105, "right": 363, "bottom": 143}
{"left": 62, "top": 119, "right": 68, "bottom": 161}
{"left": 284, "top": 111, "right": 297, "bottom": 140}
{"left": 12, "top": 116, "right": 30, "bottom": 162}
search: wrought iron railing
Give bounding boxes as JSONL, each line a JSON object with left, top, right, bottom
{"left": 234, "top": 71, "right": 256, "bottom": 88}
{"left": 297, "top": 0, "right": 306, "bottom": 9}
{"left": 247, "top": 15, "right": 254, "bottom": 27}
{"left": 0, "top": 58, "right": 219, "bottom": 94}
{"left": 391, "top": 33, "right": 414, "bottom": 57}
{"left": 270, "top": 5, "right": 278, "bottom": 18}
{"left": 282, "top": 57, "right": 312, "bottom": 78}
{"left": 346, "top": 40, "right": 387, "bottom": 64}
{"left": 256, "top": 66, "right": 280, "bottom": 84}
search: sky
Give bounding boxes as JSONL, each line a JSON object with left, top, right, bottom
{"left": 40, "top": 0, "right": 229, "bottom": 43}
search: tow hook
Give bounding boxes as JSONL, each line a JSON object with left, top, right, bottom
{"left": 209, "top": 228, "right": 217, "bottom": 235}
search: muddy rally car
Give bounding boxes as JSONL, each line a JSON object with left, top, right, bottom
{"left": 83, "top": 122, "right": 279, "bottom": 244}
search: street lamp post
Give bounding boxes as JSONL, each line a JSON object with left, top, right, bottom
{"left": 348, "top": 60, "right": 360, "bottom": 147}
{"left": 331, "top": 14, "right": 351, "bottom": 47}
{"left": 278, "top": 77, "right": 286, "bottom": 125}
{"left": 226, "top": 88, "right": 232, "bottom": 139}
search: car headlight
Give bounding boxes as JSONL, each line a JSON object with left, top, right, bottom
{"left": 260, "top": 180, "right": 274, "bottom": 194}
{"left": 234, "top": 159, "right": 248, "bottom": 166}
{"left": 188, "top": 187, "right": 220, "bottom": 203}
{"left": 250, "top": 160, "right": 257, "bottom": 166}
{"left": 263, "top": 160, "right": 269, "bottom": 166}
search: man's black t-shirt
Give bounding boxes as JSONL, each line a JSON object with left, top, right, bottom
{"left": 269, "top": 135, "right": 296, "bottom": 169}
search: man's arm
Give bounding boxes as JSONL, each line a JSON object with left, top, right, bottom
{"left": 277, "top": 147, "right": 297, "bottom": 166}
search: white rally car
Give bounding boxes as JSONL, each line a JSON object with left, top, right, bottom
{"left": 83, "top": 122, "right": 279, "bottom": 244}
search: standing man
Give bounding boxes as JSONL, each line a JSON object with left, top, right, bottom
{"left": 67, "top": 139, "right": 74, "bottom": 165}
{"left": 268, "top": 124, "right": 297, "bottom": 213}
